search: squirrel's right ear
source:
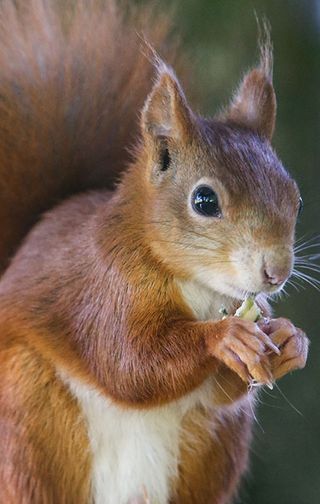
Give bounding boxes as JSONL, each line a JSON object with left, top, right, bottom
{"left": 141, "top": 65, "right": 195, "bottom": 142}
{"left": 222, "top": 38, "right": 276, "bottom": 141}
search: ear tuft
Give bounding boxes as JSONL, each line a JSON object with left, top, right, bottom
{"left": 222, "top": 22, "right": 276, "bottom": 141}
{"left": 257, "top": 18, "right": 274, "bottom": 80}
{"left": 141, "top": 60, "right": 194, "bottom": 140}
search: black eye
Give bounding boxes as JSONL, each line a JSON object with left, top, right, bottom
{"left": 192, "top": 185, "right": 221, "bottom": 217}
{"left": 298, "top": 197, "right": 303, "bottom": 217}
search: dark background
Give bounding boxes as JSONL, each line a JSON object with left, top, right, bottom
{"left": 159, "top": 1, "right": 319, "bottom": 503}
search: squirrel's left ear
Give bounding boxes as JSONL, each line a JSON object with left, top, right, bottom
{"left": 222, "top": 42, "right": 276, "bottom": 141}
{"left": 141, "top": 63, "right": 195, "bottom": 141}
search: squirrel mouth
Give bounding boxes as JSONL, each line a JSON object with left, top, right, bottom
{"left": 221, "top": 296, "right": 262, "bottom": 322}
{"left": 224, "top": 282, "right": 257, "bottom": 301}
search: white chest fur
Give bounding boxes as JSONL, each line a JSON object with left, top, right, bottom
{"left": 176, "top": 278, "right": 233, "bottom": 321}
{"left": 60, "top": 281, "right": 239, "bottom": 503}
{"left": 62, "top": 374, "right": 216, "bottom": 504}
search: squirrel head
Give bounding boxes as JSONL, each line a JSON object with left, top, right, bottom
{"left": 138, "top": 51, "right": 301, "bottom": 301}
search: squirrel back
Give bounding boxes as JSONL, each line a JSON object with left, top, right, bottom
{"left": 0, "top": 0, "right": 179, "bottom": 273}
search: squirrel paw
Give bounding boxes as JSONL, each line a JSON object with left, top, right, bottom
{"left": 207, "top": 317, "right": 280, "bottom": 385}
{"left": 265, "top": 318, "right": 309, "bottom": 380}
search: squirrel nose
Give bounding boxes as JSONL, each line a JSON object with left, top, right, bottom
{"left": 263, "top": 265, "right": 288, "bottom": 286}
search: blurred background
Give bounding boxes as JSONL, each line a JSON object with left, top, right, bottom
{"left": 158, "top": 0, "right": 319, "bottom": 503}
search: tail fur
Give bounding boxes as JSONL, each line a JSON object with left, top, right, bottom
{"left": 0, "top": 0, "right": 180, "bottom": 272}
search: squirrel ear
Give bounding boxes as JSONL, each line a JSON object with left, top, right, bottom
{"left": 222, "top": 40, "right": 276, "bottom": 140}
{"left": 141, "top": 65, "right": 194, "bottom": 141}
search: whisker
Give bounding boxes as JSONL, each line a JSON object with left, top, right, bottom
{"left": 213, "top": 376, "right": 263, "bottom": 430}
{"left": 286, "top": 279, "right": 301, "bottom": 293}
{"left": 292, "top": 270, "right": 320, "bottom": 292}
{"left": 295, "top": 255, "right": 320, "bottom": 263}
{"left": 294, "top": 233, "right": 320, "bottom": 249}
{"left": 280, "top": 286, "right": 290, "bottom": 297}
{"left": 293, "top": 270, "right": 320, "bottom": 284}
{"left": 288, "top": 277, "right": 306, "bottom": 292}
{"left": 294, "top": 260, "right": 320, "bottom": 270}
{"left": 309, "top": 253, "right": 320, "bottom": 261}
{"left": 294, "top": 233, "right": 310, "bottom": 246}
{"left": 294, "top": 264, "right": 320, "bottom": 274}
{"left": 274, "top": 383, "right": 304, "bottom": 418}
{"left": 294, "top": 241, "right": 320, "bottom": 254}
{"left": 294, "top": 254, "right": 320, "bottom": 262}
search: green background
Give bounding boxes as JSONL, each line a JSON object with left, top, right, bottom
{"left": 159, "top": 1, "right": 319, "bottom": 503}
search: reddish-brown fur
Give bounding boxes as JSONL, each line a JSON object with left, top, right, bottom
{"left": 0, "top": 0, "right": 182, "bottom": 273}
{"left": 0, "top": 1, "right": 309, "bottom": 503}
{"left": 174, "top": 403, "right": 253, "bottom": 503}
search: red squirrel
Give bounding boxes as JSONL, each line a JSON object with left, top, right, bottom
{"left": 0, "top": 1, "right": 309, "bottom": 503}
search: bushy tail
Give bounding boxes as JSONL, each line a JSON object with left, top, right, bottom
{"left": 0, "top": 0, "right": 180, "bottom": 272}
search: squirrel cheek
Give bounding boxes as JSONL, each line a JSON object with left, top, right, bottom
{"left": 229, "top": 244, "right": 293, "bottom": 293}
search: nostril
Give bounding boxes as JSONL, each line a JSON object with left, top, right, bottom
{"left": 264, "top": 268, "right": 278, "bottom": 285}
{"left": 263, "top": 266, "right": 286, "bottom": 286}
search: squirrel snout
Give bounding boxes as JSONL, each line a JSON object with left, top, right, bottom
{"left": 262, "top": 263, "right": 290, "bottom": 287}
